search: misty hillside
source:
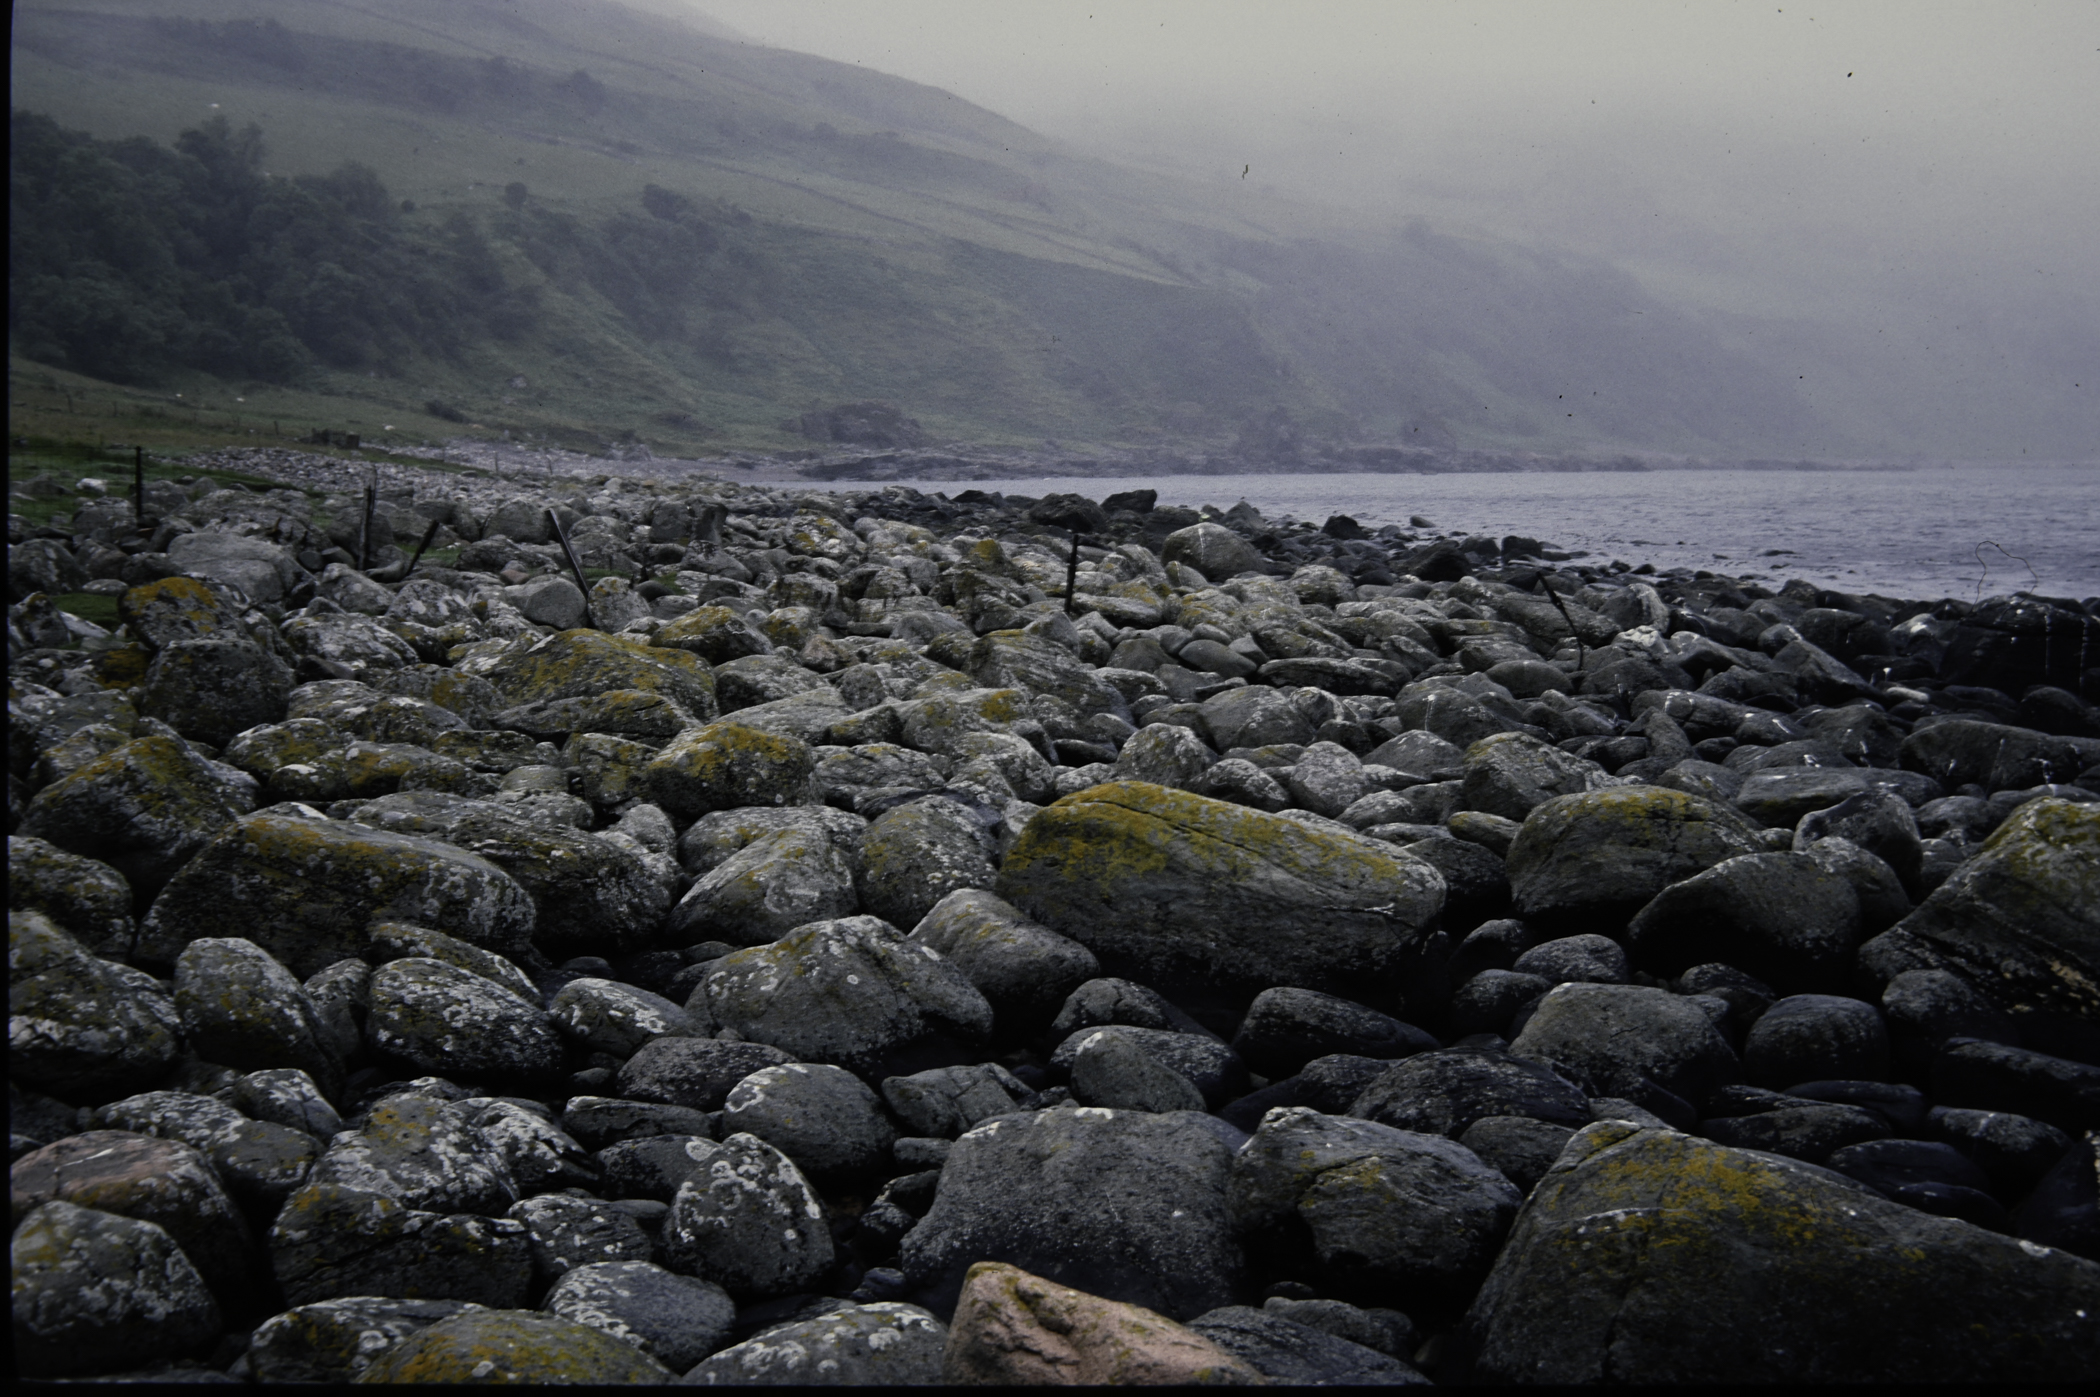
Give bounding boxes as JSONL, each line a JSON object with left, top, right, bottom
{"left": 5, "top": 0, "right": 1985, "bottom": 459}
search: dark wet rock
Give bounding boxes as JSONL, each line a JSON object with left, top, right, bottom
{"left": 9, "top": 911, "right": 182, "bottom": 1100}
{"left": 1229, "top": 1106, "right": 1521, "bottom": 1304}
{"left": 880, "top": 1063, "right": 1039, "bottom": 1139}
{"left": 561, "top": 1096, "right": 717, "bottom": 1151}
{"left": 1506, "top": 786, "right": 1764, "bottom": 934}
{"left": 1794, "top": 787, "right": 1925, "bottom": 895}
{"left": 618, "top": 1038, "right": 798, "bottom": 1112}
{"left": 1050, "top": 1023, "right": 1248, "bottom": 1107}
{"left": 12, "top": 1200, "right": 222, "bottom": 1379}
{"left": 900, "top": 1104, "right": 1242, "bottom": 1321}
{"left": 1511, "top": 933, "right": 1629, "bottom": 986}
{"left": 2010, "top": 1131, "right": 2099, "bottom": 1262}
{"left": 1447, "top": 969, "right": 1554, "bottom": 1038}
{"left": 660, "top": 1132, "right": 834, "bottom": 1299}
{"left": 86, "top": 1088, "right": 320, "bottom": 1211}
{"left": 1801, "top": 834, "right": 1914, "bottom": 933}
{"left": 696, "top": 915, "right": 993, "bottom": 1080}
{"left": 683, "top": 1300, "right": 948, "bottom": 1386}
{"left": 1927, "top": 1106, "right": 2072, "bottom": 1198}
{"left": 1743, "top": 994, "right": 1890, "bottom": 1088}
{"left": 1230, "top": 986, "right": 1436, "bottom": 1079}
{"left": 1067, "top": 1026, "right": 1209, "bottom": 1113}
{"left": 669, "top": 822, "right": 861, "bottom": 948}
{"left": 1625, "top": 851, "right": 1862, "bottom": 995}
{"left": 1700, "top": 1101, "right": 1891, "bottom": 1164}
{"left": 1457, "top": 1115, "right": 1578, "bottom": 1193}
{"left": 1510, "top": 983, "right": 1739, "bottom": 1124}
{"left": 1901, "top": 717, "right": 2099, "bottom": 793}
{"left": 719, "top": 1061, "right": 896, "bottom": 1181}
{"left": 1188, "top": 1305, "right": 1430, "bottom": 1385}
{"left": 1398, "top": 834, "right": 1510, "bottom": 925}
{"left": 1882, "top": 968, "right": 2020, "bottom": 1073}
{"left": 1465, "top": 1121, "right": 2100, "bottom": 1383}
{"left": 1459, "top": 731, "right": 1613, "bottom": 821}
{"left": 246, "top": 1295, "right": 487, "bottom": 1383}
{"left": 139, "top": 811, "right": 535, "bottom": 978}
{"left": 140, "top": 639, "right": 295, "bottom": 747}
{"left": 1933, "top": 1039, "right": 2100, "bottom": 1136}
{"left": 1349, "top": 1045, "right": 1592, "bottom": 1138}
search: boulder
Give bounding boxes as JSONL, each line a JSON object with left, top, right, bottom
{"left": 7, "top": 835, "right": 135, "bottom": 956}
{"left": 696, "top": 915, "right": 994, "bottom": 1079}
{"left": 1163, "top": 522, "right": 1269, "bottom": 582}
{"left": 366, "top": 958, "right": 566, "bottom": 1081}
{"left": 1465, "top": 1121, "right": 2100, "bottom": 1382}
{"left": 659, "top": 1132, "right": 834, "bottom": 1299}
{"left": 1624, "top": 851, "right": 1864, "bottom": 994}
{"left": 139, "top": 812, "right": 536, "bottom": 978}
{"left": 548, "top": 978, "right": 700, "bottom": 1058}
{"left": 173, "top": 937, "right": 343, "bottom": 1096}
{"left": 941, "top": 1262, "right": 1261, "bottom": 1386}
{"left": 1230, "top": 1106, "right": 1522, "bottom": 1302}
{"left": 1509, "top": 983, "right": 1741, "bottom": 1122}
{"left": 354, "top": 1307, "right": 673, "bottom": 1383}
{"left": 1349, "top": 1045, "right": 1593, "bottom": 1138}
{"left": 685, "top": 1300, "right": 948, "bottom": 1386}
{"left": 906, "top": 888, "right": 1100, "bottom": 1036}
{"left": 643, "top": 721, "right": 816, "bottom": 820}
{"left": 900, "top": 1105, "right": 1244, "bottom": 1321}
{"left": 859, "top": 798, "right": 1001, "bottom": 931}
{"left": 718, "top": 1062, "right": 896, "bottom": 1182}
{"left": 1199, "top": 686, "right": 1317, "bottom": 750}
{"left": 21, "top": 735, "right": 255, "bottom": 900}
{"left": 1460, "top": 731, "right": 1613, "bottom": 821}
{"left": 11, "top": 1200, "right": 221, "bottom": 1379}
{"left": 246, "top": 1296, "right": 488, "bottom": 1384}
{"left": 1067, "top": 1027, "right": 1209, "bottom": 1113}
{"left": 1187, "top": 1306, "right": 1428, "bottom": 1385}
{"left": 266, "top": 1181, "right": 533, "bottom": 1309}
{"left": 485, "top": 628, "right": 717, "bottom": 718}
{"left": 9, "top": 912, "right": 181, "bottom": 1100}
{"left": 996, "top": 781, "right": 1444, "bottom": 1001}
{"left": 617, "top": 1038, "right": 798, "bottom": 1112}
{"left": 1229, "top": 986, "right": 1436, "bottom": 1079}
{"left": 1900, "top": 718, "right": 2099, "bottom": 792}
{"left": 139, "top": 639, "right": 294, "bottom": 746}
{"left": 541, "top": 1258, "right": 732, "bottom": 1373}
{"left": 1856, "top": 799, "right": 2098, "bottom": 1039}
{"left": 507, "top": 1194, "right": 655, "bottom": 1281}
{"left": 1506, "top": 786, "right": 1766, "bottom": 934}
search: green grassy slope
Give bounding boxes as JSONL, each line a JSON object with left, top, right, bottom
{"left": 9, "top": 0, "right": 1903, "bottom": 460}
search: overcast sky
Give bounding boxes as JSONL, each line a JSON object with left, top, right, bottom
{"left": 684, "top": 0, "right": 2099, "bottom": 319}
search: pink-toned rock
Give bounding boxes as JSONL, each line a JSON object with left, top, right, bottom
{"left": 941, "top": 1261, "right": 1264, "bottom": 1386}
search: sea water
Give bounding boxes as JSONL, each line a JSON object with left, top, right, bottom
{"left": 897, "top": 465, "right": 2098, "bottom": 604}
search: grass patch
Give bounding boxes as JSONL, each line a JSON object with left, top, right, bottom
{"left": 52, "top": 592, "right": 120, "bottom": 629}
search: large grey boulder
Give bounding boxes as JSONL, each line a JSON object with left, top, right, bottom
{"left": 719, "top": 1062, "right": 897, "bottom": 1182}
{"left": 366, "top": 957, "right": 566, "bottom": 1081}
{"left": 660, "top": 1132, "right": 834, "bottom": 1299}
{"left": 542, "top": 1260, "right": 735, "bottom": 1374}
{"left": 1229, "top": 1106, "right": 1521, "bottom": 1303}
{"left": 1506, "top": 786, "right": 1765, "bottom": 934}
{"left": 1349, "top": 1045, "right": 1592, "bottom": 1138}
{"left": 907, "top": 888, "right": 1100, "bottom": 1036}
{"left": 682, "top": 1301, "right": 948, "bottom": 1386}
{"left": 1465, "top": 1121, "right": 2100, "bottom": 1383}
{"left": 9, "top": 912, "right": 182, "bottom": 1100}
{"left": 1508, "top": 983, "right": 1741, "bottom": 1121}
{"left": 696, "top": 915, "right": 995, "bottom": 1079}
{"left": 139, "top": 811, "right": 537, "bottom": 978}
{"left": 139, "top": 638, "right": 295, "bottom": 746}
{"left": 859, "top": 797, "right": 1001, "bottom": 931}
{"left": 1163, "top": 522, "right": 1268, "bottom": 581}
{"left": 173, "top": 937, "right": 344, "bottom": 1097}
{"left": 996, "top": 781, "right": 1445, "bottom": 1001}
{"left": 21, "top": 734, "right": 255, "bottom": 900}
{"left": 899, "top": 1104, "right": 1245, "bottom": 1321}
{"left": 12, "top": 1200, "right": 221, "bottom": 1379}
{"left": 1856, "top": 799, "right": 2099, "bottom": 1040}
{"left": 1459, "top": 731, "right": 1612, "bottom": 821}
{"left": 1623, "top": 851, "right": 1863, "bottom": 994}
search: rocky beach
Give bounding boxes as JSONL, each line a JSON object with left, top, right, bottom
{"left": 9, "top": 447, "right": 2100, "bottom": 1384}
